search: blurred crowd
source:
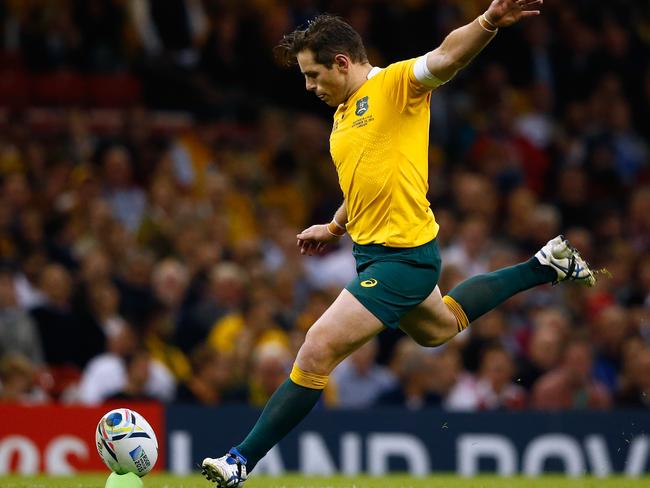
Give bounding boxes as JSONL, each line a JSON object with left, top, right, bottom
{"left": 0, "top": 0, "right": 649, "bottom": 411}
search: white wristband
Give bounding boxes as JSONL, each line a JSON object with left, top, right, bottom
{"left": 327, "top": 220, "right": 346, "bottom": 237}
{"left": 483, "top": 12, "right": 497, "bottom": 28}
{"left": 478, "top": 13, "right": 498, "bottom": 33}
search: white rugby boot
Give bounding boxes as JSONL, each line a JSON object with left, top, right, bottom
{"left": 202, "top": 448, "right": 248, "bottom": 487}
{"left": 535, "top": 235, "right": 596, "bottom": 286}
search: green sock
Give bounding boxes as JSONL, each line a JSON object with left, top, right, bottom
{"left": 236, "top": 378, "right": 322, "bottom": 471}
{"left": 448, "top": 257, "right": 556, "bottom": 322}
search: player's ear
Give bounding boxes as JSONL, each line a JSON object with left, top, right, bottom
{"left": 334, "top": 54, "right": 350, "bottom": 73}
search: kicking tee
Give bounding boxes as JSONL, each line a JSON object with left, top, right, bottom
{"left": 330, "top": 57, "right": 442, "bottom": 248}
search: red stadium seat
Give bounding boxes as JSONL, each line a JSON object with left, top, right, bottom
{"left": 38, "top": 365, "right": 82, "bottom": 400}
{"left": 0, "top": 69, "right": 32, "bottom": 108}
{"left": 87, "top": 73, "right": 142, "bottom": 108}
{"left": 33, "top": 70, "right": 88, "bottom": 106}
{"left": 0, "top": 51, "right": 24, "bottom": 70}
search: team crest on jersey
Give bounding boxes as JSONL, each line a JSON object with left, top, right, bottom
{"left": 355, "top": 96, "right": 369, "bottom": 116}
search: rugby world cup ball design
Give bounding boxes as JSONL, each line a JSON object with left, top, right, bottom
{"left": 95, "top": 408, "right": 158, "bottom": 477}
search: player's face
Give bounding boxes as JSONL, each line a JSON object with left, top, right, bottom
{"left": 297, "top": 50, "right": 348, "bottom": 106}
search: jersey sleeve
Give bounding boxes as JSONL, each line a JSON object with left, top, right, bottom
{"left": 378, "top": 57, "right": 442, "bottom": 112}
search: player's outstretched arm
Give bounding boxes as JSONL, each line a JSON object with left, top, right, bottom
{"left": 426, "top": 0, "right": 542, "bottom": 83}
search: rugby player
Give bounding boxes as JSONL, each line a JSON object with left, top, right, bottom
{"left": 202, "top": 1, "right": 595, "bottom": 485}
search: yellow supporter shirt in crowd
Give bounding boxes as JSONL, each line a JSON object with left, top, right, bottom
{"left": 207, "top": 313, "right": 290, "bottom": 354}
{"left": 330, "top": 58, "right": 440, "bottom": 248}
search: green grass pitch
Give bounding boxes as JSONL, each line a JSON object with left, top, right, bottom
{"left": 1, "top": 474, "right": 649, "bottom": 488}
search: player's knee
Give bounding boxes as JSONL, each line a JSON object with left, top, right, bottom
{"left": 410, "top": 318, "right": 457, "bottom": 348}
{"left": 411, "top": 333, "right": 449, "bottom": 348}
{"left": 296, "top": 327, "right": 340, "bottom": 374}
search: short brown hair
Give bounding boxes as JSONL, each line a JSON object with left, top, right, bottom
{"left": 274, "top": 14, "right": 368, "bottom": 68}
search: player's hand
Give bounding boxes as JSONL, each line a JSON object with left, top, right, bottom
{"left": 485, "top": 0, "right": 542, "bottom": 28}
{"left": 296, "top": 224, "right": 340, "bottom": 256}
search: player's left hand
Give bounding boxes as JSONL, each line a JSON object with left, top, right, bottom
{"left": 296, "top": 224, "right": 339, "bottom": 256}
{"left": 485, "top": 0, "right": 542, "bottom": 27}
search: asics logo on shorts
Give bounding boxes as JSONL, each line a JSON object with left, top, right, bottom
{"left": 360, "top": 278, "right": 378, "bottom": 288}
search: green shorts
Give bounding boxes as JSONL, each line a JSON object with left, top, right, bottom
{"left": 345, "top": 239, "right": 441, "bottom": 329}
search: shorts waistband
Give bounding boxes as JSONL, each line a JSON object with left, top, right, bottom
{"left": 353, "top": 238, "right": 437, "bottom": 254}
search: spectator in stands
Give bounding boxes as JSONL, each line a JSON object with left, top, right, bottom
{"left": 0, "top": 0, "right": 646, "bottom": 411}
{"left": 635, "top": 255, "right": 650, "bottom": 308}
{"left": 590, "top": 305, "right": 630, "bottom": 394}
{"left": 532, "top": 336, "right": 611, "bottom": 410}
{"left": 130, "top": 0, "right": 208, "bottom": 70}
{"left": 431, "top": 347, "right": 463, "bottom": 400}
{"left": 460, "top": 310, "right": 509, "bottom": 373}
{"left": 0, "top": 267, "right": 43, "bottom": 364}
{"left": 137, "top": 178, "right": 179, "bottom": 256}
{"left": 0, "top": 207, "right": 15, "bottom": 264}
{"left": 468, "top": 94, "right": 551, "bottom": 195}
{"left": 333, "top": 338, "right": 396, "bottom": 409}
{"left": 72, "top": 198, "right": 114, "bottom": 261}
{"left": 101, "top": 145, "right": 146, "bottom": 232}
{"left": 105, "top": 349, "right": 157, "bottom": 403}
{"left": 0, "top": 353, "right": 48, "bottom": 404}
{"left": 527, "top": 204, "right": 562, "bottom": 250}
{"left": 144, "top": 307, "right": 191, "bottom": 383}
{"left": 19, "top": 4, "right": 81, "bottom": 71}
{"left": 449, "top": 172, "right": 498, "bottom": 228}
{"left": 180, "top": 261, "right": 249, "bottom": 353}
{"left": 554, "top": 168, "right": 592, "bottom": 231}
{"left": 168, "top": 122, "right": 219, "bottom": 197}
{"left": 246, "top": 343, "right": 293, "bottom": 408}
{"left": 628, "top": 186, "right": 650, "bottom": 253}
{"left": 504, "top": 187, "right": 538, "bottom": 248}
{"left": 202, "top": 173, "right": 260, "bottom": 248}
{"left": 86, "top": 280, "right": 128, "bottom": 343}
{"left": 616, "top": 340, "right": 650, "bottom": 408}
{"left": 150, "top": 258, "right": 191, "bottom": 326}
{"left": 208, "top": 298, "right": 289, "bottom": 382}
{"left": 72, "top": 247, "right": 113, "bottom": 314}
{"left": 131, "top": 0, "right": 219, "bottom": 110}
{"left": 3, "top": 173, "right": 32, "bottom": 217}
{"left": 517, "top": 320, "right": 564, "bottom": 390}
{"left": 77, "top": 325, "right": 175, "bottom": 404}
{"left": 378, "top": 342, "right": 441, "bottom": 410}
{"left": 442, "top": 216, "right": 492, "bottom": 278}
{"left": 73, "top": 0, "right": 126, "bottom": 72}
{"left": 291, "top": 290, "right": 333, "bottom": 356}
{"left": 175, "top": 344, "right": 238, "bottom": 405}
{"left": 597, "top": 98, "right": 647, "bottom": 187}
{"left": 514, "top": 82, "right": 555, "bottom": 150}
{"left": 266, "top": 267, "right": 304, "bottom": 333}
{"left": 446, "top": 344, "right": 526, "bottom": 411}
{"left": 30, "top": 263, "right": 104, "bottom": 368}
{"left": 115, "top": 248, "right": 156, "bottom": 327}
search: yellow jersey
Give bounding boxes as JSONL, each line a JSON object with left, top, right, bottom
{"left": 330, "top": 58, "right": 439, "bottom": 247}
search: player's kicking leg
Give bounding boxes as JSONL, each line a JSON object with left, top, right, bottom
{"left": 400, "top": 234, "right": 596, "bottom": 345}
{"left": 202, "top": 289, "right": 385, "bottom": 487}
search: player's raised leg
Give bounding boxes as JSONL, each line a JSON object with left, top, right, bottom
{"left": 401, "top": 235, "right": 596, "bottom": 345}
{"left": 202, "top": 289, "right": 384, "bottom": 487}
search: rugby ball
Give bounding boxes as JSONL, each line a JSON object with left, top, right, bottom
{"left": 95, "top": 408, "right": 158, "bottom": 477}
